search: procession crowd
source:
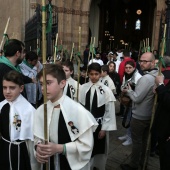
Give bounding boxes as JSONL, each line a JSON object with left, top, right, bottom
{"left": 0, "top": 39, "right": 169, "bottom": 170}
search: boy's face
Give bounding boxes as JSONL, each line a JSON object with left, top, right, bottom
{"left": 101, "top": 70, "right": 107, "bottom": 77}
{"left": 88, "top": 70, "right": 101, "bottom": 83}
{"left": 28, "top": 59, "right": 38, "bottom": 66}
{"left": 81, "top": 70, "right": 86, "bottom": 78}
{"left": 3, "top": 80, "right": 24, "bottom": 102}
{"left": 40, "top": 74, "right": 66, "bottom": 103}
{"left": 63, "top": 66, "right": 73, "bottom": 79}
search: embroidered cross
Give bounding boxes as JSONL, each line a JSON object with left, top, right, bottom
{"left": 104, "top": 80, "right": 108, "bottom": 86}
{"left": 70, "top": 85, "right": 75, "bottom": 95}
{"left": 99, "top": 86, "right": 105, "bottom": 94}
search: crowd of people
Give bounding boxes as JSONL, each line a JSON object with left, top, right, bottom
{"left": 0, "top": 39, "right": 169, "bottom": 170}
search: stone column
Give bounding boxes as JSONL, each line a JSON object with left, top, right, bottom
{"left": 166, "top": 0, "right": 170, "bottom": 55}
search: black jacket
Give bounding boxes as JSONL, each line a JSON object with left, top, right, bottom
{"left": 153, "top": 81, "right": 170, "bottom": 139}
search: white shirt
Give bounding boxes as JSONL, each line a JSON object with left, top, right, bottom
{"left": 88, "top": 58, "right": 104, "bottom": 66}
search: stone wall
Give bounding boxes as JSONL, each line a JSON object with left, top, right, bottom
{"left": 0, "top": 0, "right": 166, "bottom": 54}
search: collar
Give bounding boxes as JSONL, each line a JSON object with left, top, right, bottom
{"left": 49, "top": 95, "right": 64, "bottom": 107}
{"left": 23, "top": 59, "right": 34, "bottom": 69}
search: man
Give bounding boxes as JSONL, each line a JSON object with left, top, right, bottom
{"left": 19, "top": 51, "right": 43, "bottom": 107}
{"left": 88, "top": 52, "right": 104, "bottom": 66}
{"left": 83, "top": 45, "right": 90, "bottom": 66}
{"left": 0, "top": 39, "right": 33, "bottom": 101}
{"left": 152, "top": 56, "right": 170, "bottom": 170}
{"left": 120, "top": 52, "right": 158, "bottom": 170}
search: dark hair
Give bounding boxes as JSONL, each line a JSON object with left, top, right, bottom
{"left": 62, "top": 60, "right": 74, "bottom": 72}
{"left": 125, "top": 60, "right": 136, "bottom": 68}
{"left": 123, "top": 49, "right": 130, "bottom": 57}
{"left": 25, "top": 51, "right": 38, "bottom": 61}
{"left": 4, "top": 39, "right": 24, "bottom": 57}
{"left": 3, "top": 70, "right": 24, "bottom": 86}
{"left": 88, "top": 63, "right": 101, "bottom": 73}
{"left": 101, "top": 65, "right": 109, "bottom": 74}
{"left": 108, "top": 61, "right": 116, "bottom": 72}
{"left": 37, "top": 64, "right": 66, "bottom": 83}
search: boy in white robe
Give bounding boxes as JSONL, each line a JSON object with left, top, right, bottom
{"left": 62, "top": 60, "right": 81, "bottom": 101}
{"left": 34, "top": 64, "right": 98, "bottom": 170}
{"left": 79, "top": 63, "right": 117, "bottom": 170}
{"left": 100, "top": 65, "right": 116, "bottom": 94}
{"left": 0, "top": 70, "right": 39, "bottom": 170}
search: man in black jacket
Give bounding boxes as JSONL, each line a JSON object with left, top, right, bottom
{"left": 0, "top": 39, "right": 33, "bottom": 101}
{"left": 153, "top": 73, "right": 170, "bottom": 170}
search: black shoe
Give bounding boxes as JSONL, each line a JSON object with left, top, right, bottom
{"left": 120, "top": 164, "right": 138, "bottom": 170}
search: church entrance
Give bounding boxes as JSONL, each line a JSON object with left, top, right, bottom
{"left": 89, "top": 0, "right": 156, "bottom": 52}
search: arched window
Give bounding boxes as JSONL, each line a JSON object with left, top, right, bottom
{"left": 135, "top": 19, "right": 141, "bottom": 30}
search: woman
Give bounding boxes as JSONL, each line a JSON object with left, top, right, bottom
{"left": 108, "top": 61, "right": 121, "bottom": 98}
{"left": 118, "top": 60, "right": 142, "bottom": 146}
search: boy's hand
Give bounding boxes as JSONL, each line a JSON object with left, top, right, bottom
{"left": 36, "top": 142, "right": 63, "bottom": 163}
{"left": 98, "top": 130, "right": 106, "bottom": 139}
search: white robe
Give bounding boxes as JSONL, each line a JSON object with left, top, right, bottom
{"left": 0, "top": 94, "right": 39, "bottom": 170}
{"left": 88, "top": 59, "right": 104, "bottom": 66}
{"left": 63, "top": 77, "right": 81, "bottom": 101}
{"left": 79, "top": 81, "right": 117, "bottom": 170}
{"left": 100, "top": 75, "right": 116, "bottom": 94}
{"left": 34, "top": 95, "right": 98, "bottom": 170}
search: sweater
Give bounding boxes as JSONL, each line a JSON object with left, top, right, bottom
{"left": 126, "top": 69, "right": 158, "bottom": 120}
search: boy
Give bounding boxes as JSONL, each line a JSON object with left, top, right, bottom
{"left": 0, "top": 70, "right": 38, "bottom": 170}
{"left": 100, "top": 65, "right": 116, "bottom": 94}
{"left": 79, "top": 63, "right": 117, "bottom": 170}
{"left": 62, "top": 60, "right": 81, "bottom": 101}
{"left": 34, "top": 64, "right": 98, "bottom": 170}
{"left": 79, "top": 65, "right": 89, "bottom": 85}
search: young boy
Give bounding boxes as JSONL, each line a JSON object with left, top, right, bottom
{"left": 0, "top": 70, "right": 39, "bottom": 170}
{"left": 100, "top": 65, "right": 116, "bottom": 94}
{"left": 62, "top": 60, "right": 81, "bottom": 101}
{"left": 34, "top": 64, "right": 98, "bottom": 170}
{"left": 79, "top": 63, "right": 117, "bottom": 170}
{"left": 80, "top": 65, "right": 89, "bottom": 85}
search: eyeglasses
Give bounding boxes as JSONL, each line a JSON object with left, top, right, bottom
{"left": 139, "top": 60, "right": 152, "bottom": 64}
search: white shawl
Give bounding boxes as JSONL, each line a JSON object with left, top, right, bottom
{"left": 0, "top": 94, "right": 35, "bottom": 141}
{"left": 79, "top": 80, "right": 116, "bottom": 107}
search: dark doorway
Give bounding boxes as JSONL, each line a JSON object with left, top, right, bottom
{"left": 95, "top": 0, "right": 156, "bottom": 52}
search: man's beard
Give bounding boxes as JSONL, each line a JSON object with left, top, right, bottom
{"left": 16, "top": 57, "right": 23, "bottom": 65}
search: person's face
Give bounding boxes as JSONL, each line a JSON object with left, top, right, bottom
{"left": 63, "top": 66, "right": 73, "bottom": 79}
{"left": 113, "top": 54, "right": 117, "bottom": 60}
{"left": 40, "top": 74, "right": 66, "bottom": 103}
{"left": 88, "top": 70, "right": 101, "bottom": 83}
{"left": 101, "top": 70, "right": 106, "bottom": 77}
{"left": 139, "top": 53, "right": 155, "bottom": 71}
{"left": 28, "top": 59, "right": 38, "bottom": 66}
{"left": 109, "top": 63, "right": 115, "bottom": 72}
{"left": 95, "top": 54, "right": 100, "bottom": 59}
{"left": 3, "top": 80, "right": 24, "bottom": 102}
{"left": 16, "top": 48, "right": 25, "bottom": 65}
{"left": 125, "top": 64, "right": 135, "bottom": 74}
{"left": 81, "top": 70, "right": 86, "bottom": 77}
